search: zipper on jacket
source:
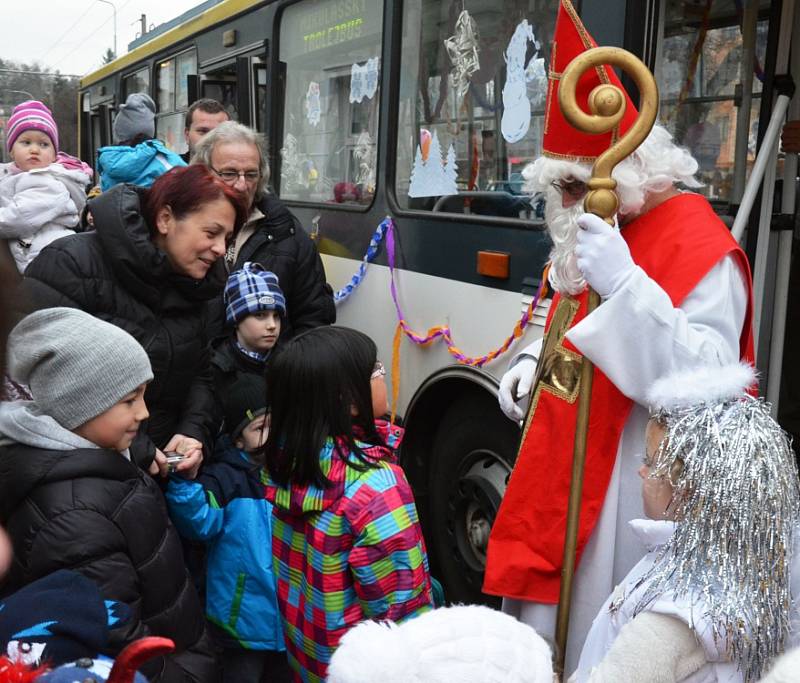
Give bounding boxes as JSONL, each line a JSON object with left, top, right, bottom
{"left": 228, "top": 572, "right": 247, "bottom": 629}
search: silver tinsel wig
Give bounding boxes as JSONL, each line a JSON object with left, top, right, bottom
{"left": 623, "top": 362, "right": 800, "bottom": 681}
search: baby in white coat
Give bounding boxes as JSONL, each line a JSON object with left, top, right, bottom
{"left": 573, "top": 363, "right": 800, "bottom": 683}
{"left": 0, "top": 100, "right": 92, "bottom": 273}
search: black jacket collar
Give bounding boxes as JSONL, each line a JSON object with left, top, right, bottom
{"left": 0, "top": 443, "right": 139, "bottom": 520}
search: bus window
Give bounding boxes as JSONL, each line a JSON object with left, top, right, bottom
{"left": 157, "top": 58, "right": 176, "bottom": 112}
{"left": 122, "top": 67, "right": 150, "bottom": 100}
{"left": 657, "top": 0, "right": 769, "bottom": 204}
{"left": 277, "top": 0, "right": 383, "bottom": 206}
{"left": 155, "top": 50, "right": 198, "bottom": 154}
{"left": 395, "top": 0, "right": 558, "bottom": 219}
{"left": 176, "top": 51, "right": 196, "bottom": 110}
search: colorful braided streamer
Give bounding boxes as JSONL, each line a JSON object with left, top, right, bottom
{"left": 385, "top": 217, "right": 549, "bottom": 419}
{"left": 333, "top": 218, "right": 390, "bottom": 303}
{"left": 386, "top": 218, "right": 547, "bottom": 366}
{"left": 324, "top": 215, "right": 548, "bottom": 420}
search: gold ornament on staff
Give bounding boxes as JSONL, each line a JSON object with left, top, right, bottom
{"left": 553, "top": 46, "right": 658, "bottom": 674}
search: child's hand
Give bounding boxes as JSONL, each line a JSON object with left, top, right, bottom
{"left": 164, "top": 434, "right": 203, "bottom": 479}
{"left": 0, "top": 525, "right": 12, "bottom": 580}
{"left": 149, "top": 449, "right": 169, "bottom": 478}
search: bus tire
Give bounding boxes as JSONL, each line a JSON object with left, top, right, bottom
{"left": 427, "top": 394, "right": 519, "bottom": 606}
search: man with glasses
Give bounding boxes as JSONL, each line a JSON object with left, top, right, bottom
{"left": 483, "top": 1, "right": 755, "bottom": 673}
{"left": 193, "top": 121, "right": 335, "bottom": 340}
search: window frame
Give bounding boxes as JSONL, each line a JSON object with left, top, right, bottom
{"left": 156, "top": 55, "right": 177, "bottom": 112}
{"left": 121, "top": 66, "right": 151, "bottom": 101}
{"left": 654, "top": 5, "right": 772, "bottom": 209}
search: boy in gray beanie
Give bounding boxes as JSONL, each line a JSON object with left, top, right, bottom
{"left": 5, "top": 307, "right": 153, "bottom": 434}
{"left": 0, "top": 308, "right": 220, "bottom": 682}
{"left": 113, "top": 93, "right": 156, "bottom": 145}
{"left": 97, "top": 93, "right": 186, "bottom": 191}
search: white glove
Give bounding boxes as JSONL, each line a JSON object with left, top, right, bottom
{"left": 498, "top": 357, "right": 537, "bottom": 421}
{"left": 575, "top": 213, "right": 636, "bottom": 298}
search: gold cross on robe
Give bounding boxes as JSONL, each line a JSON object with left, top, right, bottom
{"left": 519, "top": 296, "right": 584, "bottom": 446}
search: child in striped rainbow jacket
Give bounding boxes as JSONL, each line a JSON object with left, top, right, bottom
{"left": 260, "top": 325, "right": 433, "bottom": 683}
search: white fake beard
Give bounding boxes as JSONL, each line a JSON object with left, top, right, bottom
{"left": 545, "top": 191, "right": 586, "bottom": 296}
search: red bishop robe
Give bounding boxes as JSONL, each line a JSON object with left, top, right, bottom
{"left": 483, "top": 193, "right": 755, "bottom": 603}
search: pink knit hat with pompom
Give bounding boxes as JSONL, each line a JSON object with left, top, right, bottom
{"left": 6, "top": 100, "right": 59, "bottom": 152}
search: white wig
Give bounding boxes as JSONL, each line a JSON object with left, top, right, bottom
{"left": 522, "top": 124, "right": 703, "bottom": 295}
{"left": 523, "top": 124, "right": 702, "bottom": 215}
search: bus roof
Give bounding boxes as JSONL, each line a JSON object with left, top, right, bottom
{"left": 127, "top": 0, "right": 223, "bottom": 52}
{"left": 80, "top": 0, "right": 262, "bottom": 89}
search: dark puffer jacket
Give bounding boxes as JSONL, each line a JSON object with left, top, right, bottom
{"left": 210, "top": 334, "right": 269, "bottom": 411}
{"left": 231, "top": 194, "right": 335, "bottom": 339}
{"left": 18, "top": 184, "right": 221, "bottom": 453}
{"left": 0, "top": 443, "right": 218, "bottom": 682}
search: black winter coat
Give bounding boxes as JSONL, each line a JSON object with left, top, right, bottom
{"left": 19, "top": 185, "right": 222, "bottom": 453}
{"left": 210, "top": 334, "right": 268, "bottom": 421}
{"left": 0, "top": 443, "right": 218, "bottom": 682}
{"left": 231, "top": 194, "right": 335, "bottom": 339}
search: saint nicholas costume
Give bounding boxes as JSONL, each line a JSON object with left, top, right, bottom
{"left": 482, "top": 0, "right": 755, "bottom": 671}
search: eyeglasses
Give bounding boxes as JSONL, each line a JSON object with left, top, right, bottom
{"left": 550, "top": 179, "right": 588, "bottom": 200}
{"left": 211, "top": 167, "right": 261, "bottom": 185}
{"left": 371, "top": 361, "right": 386, "bottom": 380}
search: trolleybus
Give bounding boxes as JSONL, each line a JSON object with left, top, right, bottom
{"left": 78, "top": 0, "right": 789, "bottom": 604}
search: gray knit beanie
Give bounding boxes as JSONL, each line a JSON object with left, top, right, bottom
{"left": 8, "top": 308, "right": 154, "bottom": 429}
{"left": 113, "top": 93, "right": 156, "bottom": 144}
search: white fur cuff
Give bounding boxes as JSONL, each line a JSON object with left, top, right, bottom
{"left": 646, "top": 362, "right": 757, "bottom": 413}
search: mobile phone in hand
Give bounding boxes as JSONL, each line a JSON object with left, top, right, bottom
{"left": 164, "top": 451, "right": 185, "bottom": 472}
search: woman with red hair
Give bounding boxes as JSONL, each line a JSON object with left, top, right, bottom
{"left": 18, "top": 164, "right": 248, "bottom": 478}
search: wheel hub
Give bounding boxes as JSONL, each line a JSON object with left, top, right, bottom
{"left": 466, "top": 502, "right": 491, "bottom": 555}
{"left": 450, "top": 450, "right": 512, "bottom": 573}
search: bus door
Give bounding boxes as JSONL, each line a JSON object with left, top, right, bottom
{"left": 200, "top": 41, "right": 268, "bottom": 128}
{"left": 82, "top": 86, "right": 114, "bottom": 175}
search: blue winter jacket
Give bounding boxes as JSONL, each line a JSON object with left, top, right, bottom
{"left": 97, "top": 139, "right": 187, "bottom": 191}
{"left": 165, "top": 436, "right": 285, "bottom": 651}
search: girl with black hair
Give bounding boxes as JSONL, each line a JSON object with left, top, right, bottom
{"left": 262, "top": 326, "right": 433, "bottom": 683}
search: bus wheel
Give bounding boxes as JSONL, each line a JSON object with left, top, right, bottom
{"left": 428, "top": 395, "right": 519, "bottom": 606}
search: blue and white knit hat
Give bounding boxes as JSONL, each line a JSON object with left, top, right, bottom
{"left": 0, "top": 569, "right": 131, "bottom": 669}
{"left": 224, "top": 262, "right": 286, "bottom": 326}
